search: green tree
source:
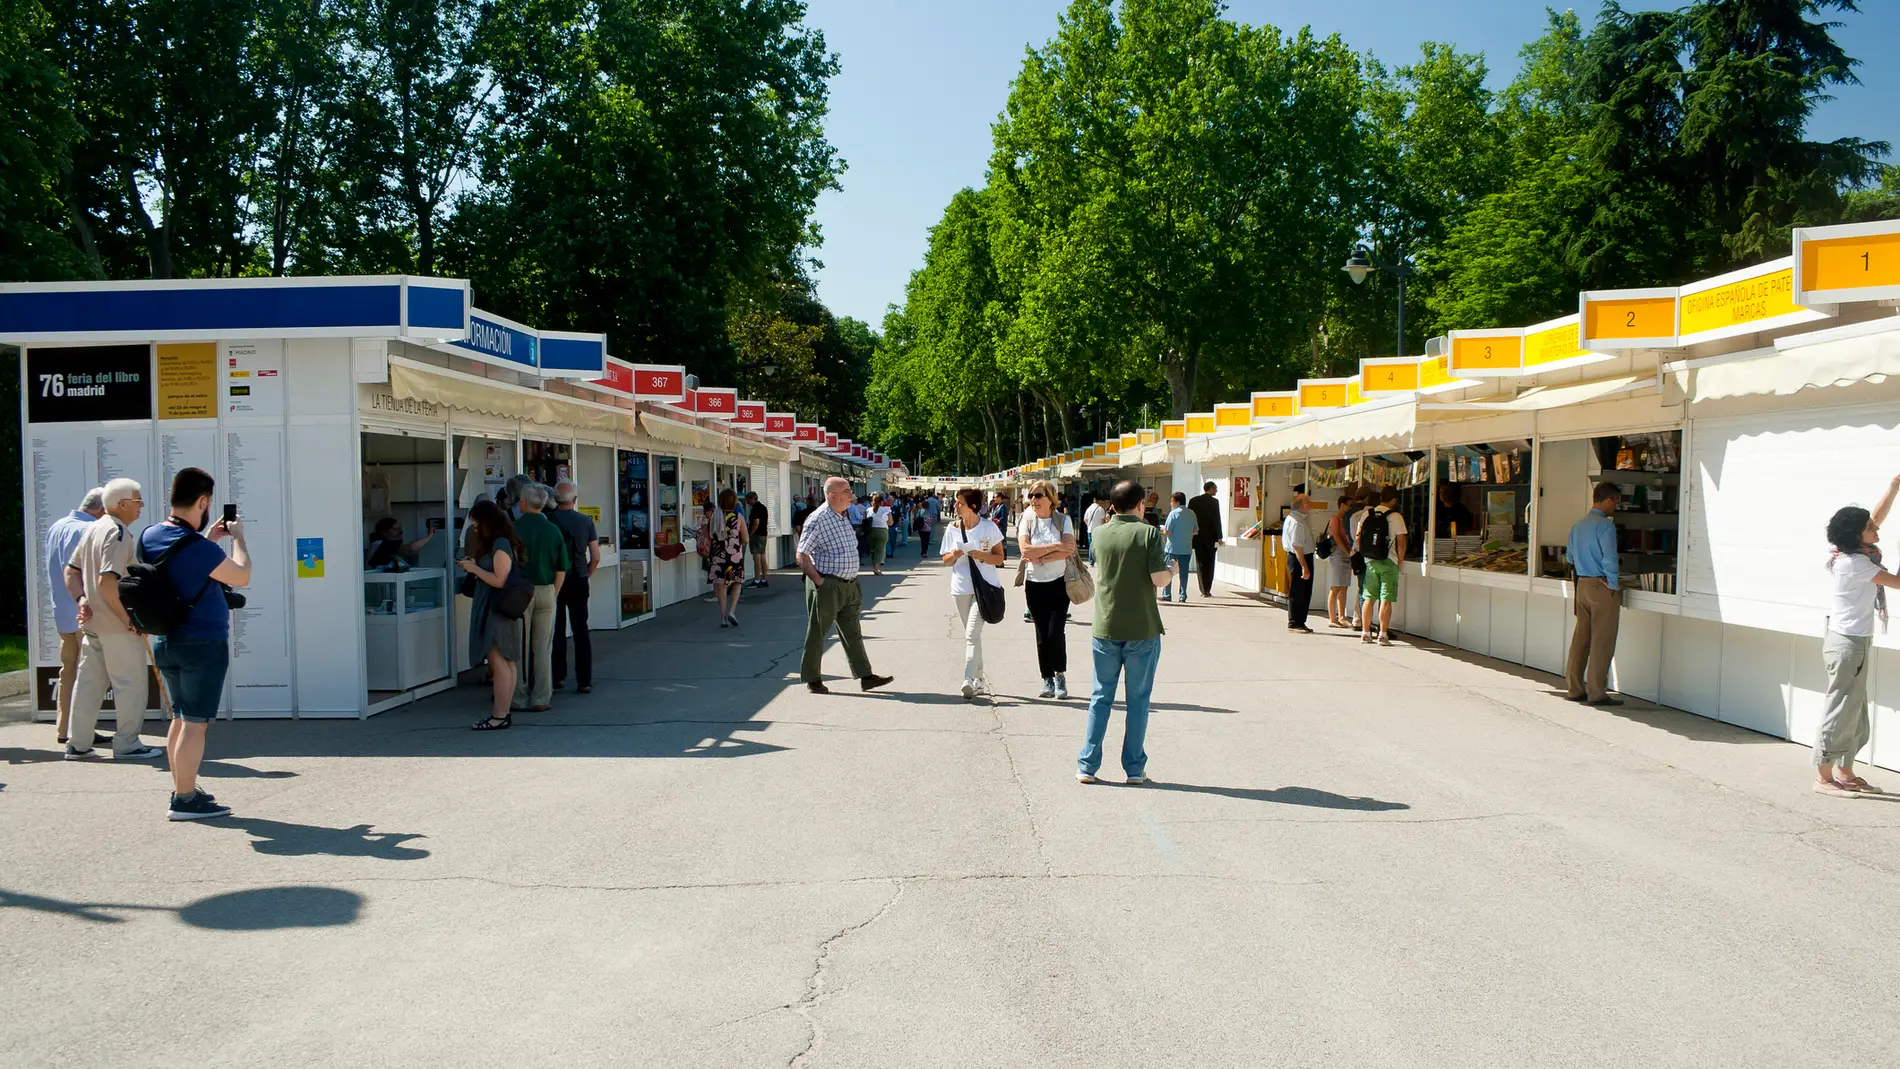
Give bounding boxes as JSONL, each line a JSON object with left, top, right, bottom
{"left": 0, "top": 0, "right": 86, "bottom": 280}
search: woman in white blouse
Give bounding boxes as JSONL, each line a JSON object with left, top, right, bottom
{"left": 869, "top": 493, "right": 893, "bottom": 575}
{"left": 1017, "top": 479, "right": 1077, "bottom": 698}
{"left": 1816, "top": 479, "right": 1900, "bottom": 796}
{"left": 941, "top": 487, "right": 1005, "bottom": 700}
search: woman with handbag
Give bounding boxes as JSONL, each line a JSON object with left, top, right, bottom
{"left": 868, "top": 493, "right": 893, "bottom": 575}
{"left": 1326, "top": 493, "right": 1356, "bottom": 628}
{"left": 1017, "top": 479, "right": 1078, "bottom": 699}
{"left": 458, "top": 499, "right": 525, "bottom": 731}
{"left": 710, "top": 489, "right": 748, "bottom": 627}
{"left": 942, "top": 487, "right": 1005, "bottom": 700}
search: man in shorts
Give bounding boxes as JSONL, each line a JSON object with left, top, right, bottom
{"left": 142, "top": 466, "right": 250, "bottom": 820}
{"left": 745, "top": 490, "right": 770, "bottom": 586}
{"left": 1357, "top": 487, "right": 1408, "bottom": 647}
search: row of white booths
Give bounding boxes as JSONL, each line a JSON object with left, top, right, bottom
{"left": 3, "top": 275, "right": 887, "bottom": 718}
{"left": 977, "top": 220, "right": 1900, "bottom": 771}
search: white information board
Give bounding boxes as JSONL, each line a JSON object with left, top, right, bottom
{"left": 226, "top": 428, "right": 293, "bottom": 711}
{"left": 28, "top": 433, "right": 90, "bottom": 662}
{"left": 1684, "top": 402, "right": 1900, "bottom": 627}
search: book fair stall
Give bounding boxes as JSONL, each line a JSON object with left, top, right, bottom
{"left": 981, "top": 219, "right": 1900, "bottom": 769}
{"left": 4, "top": 275, "right": 887, "bottom": 720}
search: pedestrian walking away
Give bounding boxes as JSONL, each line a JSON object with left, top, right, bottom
{"left": 1017, "top": 479, "right": 1077, "bottom": 699}
{"left": 1565, "top": 482, "right": 1624, "bottom": 702}
{"left": 1282, "top": 493, "right": 1317, "bottom": 633}
{"left": 745, "top": 491, "right": 770, "bottom": 586}
{"left": 460, "top": 500, "right": 524, "bottom": 731}
{"left": 1326, "top": 492, "right": 1355, "bottom": 628}
{"left": 1078, "top": 480, "right": 1174, "bottom": 785}
{"left": 140, "top": 467, "right": 248, "bottom": 821}
{"left": 509, "top": 484, "right": 570, "bottom": 711}
{"left": 549, "top": 480, "right": 599, "bottom": 693}
{"left": 1188, "top": 482, "right": 1223, "bottom": 598}
{"left": 943, "top": 487, "right": 1005, "bottom": 700}
{"left": 1161, "top": 492, "right": 1196, "bottom": 603}
{"left": 63, "top": 479, "right": 164, "bottom": 761}
{"left": 710, "top": 489, "right": 748, "bottom": 627}
{"left": 918, "top": 492, "right": 940, "bottom": 558}
{"left": 797, "top": 477, "right": 893, "bottom": 694}
{"left": 869, "top": 492, "right": 892, "bottom": 575}
{"left": 1813, "top": 477, "right": 1900, "bottom": 797}
{"left": 1082, "top": 492, "right": 1109, "bottom": 564}
{"left": 1357, "top": 487, "right": 1407, "bottom": 647}
{"left": 44, "top": 486, "right": 106, "bottom": 748}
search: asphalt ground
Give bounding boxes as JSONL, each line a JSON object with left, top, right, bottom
{"left": 3, "top": 550, "right": 1898, "bottom": 1067}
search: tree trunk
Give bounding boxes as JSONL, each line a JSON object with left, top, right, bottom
{"left": 123, "top": 168, "right": 171, "bottom": 279}
{"left": 1015, "top": 391, "right": 1030, "bottom": 466}
{"left": 60, "top": 163, "right": 105, "bottom": 279}
{"left": 1056, "top": 401, "right": 1076, "bottom": 452}
{"left": 1162, "top": 346, "right": 1200, "bottom": 420}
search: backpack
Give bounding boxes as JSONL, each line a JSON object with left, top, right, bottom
{"left": 120, "top": 529, "right": 217, "bottom": 635}
{"left": 1358, "top": 508, "right": 1393, "bottom": 562}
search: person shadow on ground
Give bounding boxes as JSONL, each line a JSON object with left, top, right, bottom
{"left": 200, "top": 817, "right": 431, "bottom": 859}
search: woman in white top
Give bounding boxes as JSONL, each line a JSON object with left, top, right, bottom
{"left": 1815, "top": 481, "right": 1900, "bottom": 796}
{"left": 1017, "top": 479, "right": 1077, "bottom": 698}
{"left": 868, "top": 493, "right": 893, "bottom": 575}
{"left": 941, "top": 486, "right": 1005, "bottom": 700}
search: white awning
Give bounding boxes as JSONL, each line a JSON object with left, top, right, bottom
{"left": 639, "top": 412, "right": 790, "bottom": 461}
{"left": 1418, "top": 374, "right": 1650, "bottom": 413}
{"left": 1184, "top": 431, "right": 1253, "bottom": 462}
{"left": 1683, "top": 317, "right": 1900, "bottom": 402}
{"left": 1247, "top": 399, "right": 1415, "bottom": 461}
{"left": 389, "top": 358, "right": 630, "bottom": 434}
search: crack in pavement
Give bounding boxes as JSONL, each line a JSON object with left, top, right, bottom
{"left": 991, "top": 706, "right": 1054, "bottom": 877}
{"left": 788, "top": 879, "right": 905, "bottom": 1068}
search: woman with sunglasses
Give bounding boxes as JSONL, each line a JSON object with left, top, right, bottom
{"left": 1018, "top": 480, "right": 1078, "bottom": 698}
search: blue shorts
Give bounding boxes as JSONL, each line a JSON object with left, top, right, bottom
{"left": 153, "top": 636, "right": 229, "bottom": 723}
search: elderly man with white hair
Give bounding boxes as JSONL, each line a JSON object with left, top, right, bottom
{"left": 64, "top": 478, "right": 164, "bottom": 760}
{"left": 45, "top": 486, "right": 106, "bottom": 747}
{"left": 548, "top": 479, "right": 600, "bottom": 694}
{"left": 509, "top": 481, "right": 569, "bottom": 711}
{"left": 796, "top": 477, "right": 893, "bottom": 694}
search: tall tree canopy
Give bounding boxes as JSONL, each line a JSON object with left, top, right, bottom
{"left": 868, "top": 0, "right": 1895, "bottom": 475}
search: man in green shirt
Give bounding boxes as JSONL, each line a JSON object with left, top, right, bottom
{"left": 1079, "top": 480, "right": 1176, "bottom": 785}
{"left": 511, "top": 483, "right": 569, "bottom": 711}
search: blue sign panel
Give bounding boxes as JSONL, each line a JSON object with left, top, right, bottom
{"left": 538, "top": 333, "right": 606, "bottom": 375}
{"left": 450, "top": 310, "right": 537, "bottom": 368}
{"left": 0, "top": 276, "right": 469, "bottom": 343}
{"left": 408, "top": 283, "right": 466, "bottom": 332}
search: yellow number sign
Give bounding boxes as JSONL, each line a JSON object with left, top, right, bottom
{"left": 1449, "top": 334, "right": 1523, "bottom": 373}
{"left": 1802, "top": 230, "right": 1900, "bottom": 294}
{"left": 1583, "top": 295, "right": 1675, "bottom": 343}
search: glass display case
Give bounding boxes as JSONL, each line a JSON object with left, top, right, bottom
{"left": 364, "top": 567, "right": 449, "bottom": 692}
{"left": 1434, "top": 443, "right": 1532, "bottom": 573}
{"left": 1537, "top": 431, "right": 1682, "bottom": 592}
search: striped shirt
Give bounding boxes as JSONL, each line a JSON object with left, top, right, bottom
{"left": 798, "top": 505, "right": 860, "bottom": 579}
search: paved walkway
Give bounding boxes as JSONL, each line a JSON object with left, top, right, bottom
{"left": 3, "top": 554, "right": 1899, "bottom": 1067}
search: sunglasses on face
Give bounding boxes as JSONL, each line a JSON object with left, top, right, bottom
{"left": 1027, "top": 492, "right": 1045, "bottom": 499}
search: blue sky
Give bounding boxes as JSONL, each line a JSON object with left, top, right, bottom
{"left": 799, "top": 0, "right": 1900, "bottom": 328}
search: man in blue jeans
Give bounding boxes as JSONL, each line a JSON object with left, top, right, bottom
{"left": 1078, "top": 480, "right": 1175, "bottom": 785}
{"left": 1161, "top": 491, "right": 1196, "bottom": 602}
{"left": 141, "top": 467, "right": 250, "bottom": 821}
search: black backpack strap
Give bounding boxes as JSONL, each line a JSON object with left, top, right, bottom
{"left": 143, "top": 527, "right": 219, "bottom": 607}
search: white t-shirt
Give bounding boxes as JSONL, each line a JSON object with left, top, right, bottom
{"left": 943, "top": 519, "right": 1003, "bottom": 596}
{"left": 1017, "top": 511, "right": 1074, "bottom": 583}
{"left": 1083, "top": 502, "right": 1108, "bottom": 534}
{"left": 1353, "top": 506, "right": 1408, "bottom": 552}
{"left": 871, "top": 506, "right": 892, "bottom": 529}
{"left": 1828, "top": 553, "right": 1883, "bottom": 637}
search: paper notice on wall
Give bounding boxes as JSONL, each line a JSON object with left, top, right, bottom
{"left": 224, "top": 340, "right": 285, "bottom": 418}
{"left": 29, "top": 436, "right": 88, "bottom": 662}
{"left": 226, "top": 428, "right": 292, "bottom": 710}
{"left": 156, "top": 343, "right": 218, "bottom": 419}
{"left": 160, "top": 429, "right": 217, "bottom": 498}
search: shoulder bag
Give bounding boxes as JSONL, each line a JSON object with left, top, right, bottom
{"left": 961, "top": 521, "right": 1006, "bottom": 623}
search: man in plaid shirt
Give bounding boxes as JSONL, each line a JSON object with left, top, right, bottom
{"left": 798, "top": 477, "right": 894, "bottom": 694}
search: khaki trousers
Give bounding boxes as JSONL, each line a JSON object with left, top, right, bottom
{"left": 56, "top": 631, "right": 81, "bottom": 737}
{"left": 68, "top": 631, "right": 151, "bottom": 754}
{"left": 1565, "top": 578, "right": 1621, "bottom": 702}
{"left": 512, "top": 584, "right": 560, "bottom": 709}
{"left": 801, "top": 576, "right": 872, "bottom": 683}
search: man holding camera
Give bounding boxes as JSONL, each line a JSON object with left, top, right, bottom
{"left": 140, "top": 467, "right": 250, "bottom": 821}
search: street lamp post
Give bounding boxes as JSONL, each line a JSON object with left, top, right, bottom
{"left": 1342, "top": 244, "right": 1414, "bottom": 357}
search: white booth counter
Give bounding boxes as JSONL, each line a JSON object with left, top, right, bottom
{"left": 364, "top": 567, "right": 450, "bottom": 692}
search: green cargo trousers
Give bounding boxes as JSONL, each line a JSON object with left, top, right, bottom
{"left": 801, "top": 575, "right": 873, "bottom": 683}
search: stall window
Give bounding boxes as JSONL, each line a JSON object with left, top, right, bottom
{"left": 524, "top": 439, "right": 571, "bottom": 487}
{"left": 656, "top": 456, "right": 681, "bottom": 548}
{"left": 1363, "top": 453, "right": 1430, "bottom": 562}
{"left": 1537, "top": 431, "right": 1680, "bottom": 592}
{"left": 1435, "top": 442, "right": 1531, "bottom": 573}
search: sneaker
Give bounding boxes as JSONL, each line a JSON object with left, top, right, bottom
{"left": 1125, "top": 775, "right": 1150, "bottom": 785}
{"left": 57, "top": 732, "right": 113, "bottom": 747}
{"left": 168, "top": 789, "right": 232, "bottom": 821}
{"left": 1039, "top": 678, "right": 1056, "bottom": 699}
{"left": 1053, "top": 675, "right": 1069, "bottom": 700}
{"left": 1589, "top": 697, "right": 1625, "bottom": 707}
{"left": 63, "top": 746, "right": 101, "bottom": 761}
{"left": 1077, "top": 772, "right": 1101, "bottom": 784}
{"left": 1160, "top": 594, "right": 1172, "bottom": 602}
{"left": 576, "top": 685, "right": 593, "bottom": 695}
{"left": 113, "top": 745, "right": 165, "bottom": 761}
{"left": 961, "top": 681, "right": 977, "bottom": 701}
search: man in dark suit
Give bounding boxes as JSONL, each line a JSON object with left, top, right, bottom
{"left": 1187, "top": 481, "right": 1223, "bottom": 598}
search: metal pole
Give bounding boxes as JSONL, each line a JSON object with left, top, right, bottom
{"left": 1395, "top": 271, "right": 1406, "bottom": 357}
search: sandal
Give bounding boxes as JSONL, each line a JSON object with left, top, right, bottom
{"left": 471, "top": 715, "right": 512, "bottom": 731}
{"left": 1837, "top": 775, "right": 1882, "bottom": 794}
{"left": 1813, "top": 779, "right": 1859, "bottom": 798}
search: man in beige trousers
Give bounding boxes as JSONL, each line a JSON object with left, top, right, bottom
{"left": 64, "top": 478, "right": 165, "bottom": 760}
{"left": 1565, "top": 482, "right": 1625, "bottom": 707}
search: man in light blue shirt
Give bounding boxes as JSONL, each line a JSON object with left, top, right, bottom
{"left": 1162, "top": 492, "right": 1197, "bottom": 602}
{"left": 44, "top": 487, "right": 105, "bottom": 746}
{"left": 1565, "top": 482, "right": 1624, "bottom": 706}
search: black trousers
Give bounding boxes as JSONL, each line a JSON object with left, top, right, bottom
{"left": 1024, "top": 577, "right": 1070, "bottom": 678}
{"left": 1285, "top": 552, "right": 1314, "bottom": 630}
{"left": 1193, "top": 539, "right": 1219, "bottom": 596}
{"left": 553, "top": 575, "right": 592, "bottom": 687}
